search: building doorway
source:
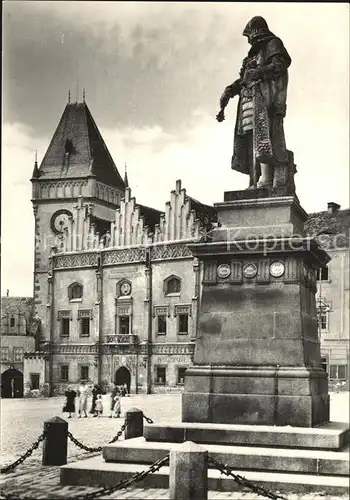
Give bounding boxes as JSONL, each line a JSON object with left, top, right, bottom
{"left": 30, "top": 373, "right": 40, "bottom": 390}
{"left": 114, "top": 366, "right": 131, "bottom": 394}
{"left": 1, "top": 368, "right": 24, "bottom": 398}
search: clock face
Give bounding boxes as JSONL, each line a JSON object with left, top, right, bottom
{"left": 217, "top": 264, "right": 231, "bottom": 279}
{"left": 120, "top": 282, "right": 131, "bottom": 296}
{"left": 243, "top": 263, "right": 257, "bottom": 278}
{"left": 51, "top": 209, "right": 72, "bottom": 234}
{"left": 270, "top": 261, "right": 285, "bottom": 278}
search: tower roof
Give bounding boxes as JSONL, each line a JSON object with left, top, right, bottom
{"left": 37, "top": 101, "right": 125, "bottom": 189}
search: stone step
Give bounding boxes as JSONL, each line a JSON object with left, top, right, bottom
{"left": 102, "top": 437, "right": 350, "bottom": 476}
{"left": 60, "top": 455, "right": 349, "bottom": 495}
{"left": 144, "top": 421, "right": 350, "bottom": 450}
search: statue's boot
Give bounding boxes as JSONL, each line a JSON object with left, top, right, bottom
{"left": 256, "top": 163, "right": 273, "bottom": 189}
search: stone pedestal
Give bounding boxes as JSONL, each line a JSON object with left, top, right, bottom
{"left": 182, "top": 194, "right": 330, "bottom": 427}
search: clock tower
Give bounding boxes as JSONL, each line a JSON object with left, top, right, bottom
{"left": 31, "top": 98, "right": 125, "bottom": 340}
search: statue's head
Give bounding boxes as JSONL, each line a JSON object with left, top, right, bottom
{"left": 243, "top": 16, "right": 272, "bottom": 45}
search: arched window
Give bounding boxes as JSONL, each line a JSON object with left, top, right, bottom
{"left": 68, "top": 282, "right": 83, "bottom": 300}
{"left": 164, "top": 275, "right": 181, "bottom": 295}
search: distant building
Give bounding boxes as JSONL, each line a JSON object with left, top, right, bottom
{"left": 3, "top": 98, "right": 347, "bottom": 397}
{"left": 0, "top": 297, "right": 39, "bottom": 397}
{"left": 305, "top": 203, "right": 350, "bottom": 391}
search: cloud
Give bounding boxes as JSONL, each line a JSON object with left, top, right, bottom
{"left": 1, "top": 123, "right": 47, "bottom": 296}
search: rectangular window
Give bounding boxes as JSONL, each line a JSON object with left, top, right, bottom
{"left": 155, "top": 366, "right": 166, "bottom": 385}
{"left": 317, "top": 311, "right": 329, "bottom": 331}
{"left": 10, "top": 317, "right": 15, "bottom": 327}
{"left": 316, "top": 266, "right": 329, "bottom": 281}
{"left": 177, "top": 367, "right": 187, "bottom": 385}
{"left": 119, "top": 316, "right": 130, "bottom": 335}
{"left": 80, "top": 365, "right": 89, "bottom": 381}
{"left": 60, "top": 365, "right": 69, "bottom": 381}
{"left": 1, "top": 347, "right": 9, "bottom": 362}
{"left": 13, "top": 347, "right": 24, "bottom": 362}
{"left": 80, "top": 318, "right": 90, "bottom": 337}
{"left": 178, "top": 314, "right": 189, "bottom": 334}
{"left": 329, "top": 365, "right": 347, "bottom": 380}
{"left": 60, "top": 318, "right": 70, "bottom": 337}
{"left": 157, "top": 315, "right": 167, "bottom": 335}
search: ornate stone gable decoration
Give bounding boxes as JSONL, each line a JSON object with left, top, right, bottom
{"left": 110, "top": 188, "right": 153, "bottom": 247}
{"left": 153, "top": 180, "right": 216, "bottom": 243}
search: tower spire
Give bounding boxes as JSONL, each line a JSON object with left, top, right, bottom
{"left": 32, "top": 150, "right": 40, "bottom": 178}
{"left": 83, "top": 88, "right": 86, "bottom": 103}
{"left": 68, "top": 90, "right": 71, "bottom": 103}
{"left": 124, "top": 162, "right": 129, "bottom": 188}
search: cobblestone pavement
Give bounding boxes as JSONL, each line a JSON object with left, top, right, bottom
{"left": 1, "top": 392, "right": 349, "bottom": 500}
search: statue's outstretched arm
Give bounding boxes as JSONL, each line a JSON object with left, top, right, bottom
{"left": 216, "top": 79, "right": 241, "bottom": 122}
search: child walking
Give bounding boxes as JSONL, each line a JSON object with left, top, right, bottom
{"left": 110, "top": 393, "right": 121, "bottom": 418}
{"left": 95, "top": 394, "right": 103, "bottom": 417}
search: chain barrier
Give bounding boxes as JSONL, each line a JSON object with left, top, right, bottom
{"left": 208, "top": 456, "right": 287, "bottom": 500}
{"left": 72, "top": 454, "right": 169, "bottom": 500}
{"left": 0, "top": 454, "right": 169, "bottom": 500}
{"left": 143, "top": 414, "right": 154, "bottom": 424}
{"left": 0, "top": 432, "right": 46, "bottom": 474}
{"left": 68, "top": 417, "right": 128, "bottom": 453}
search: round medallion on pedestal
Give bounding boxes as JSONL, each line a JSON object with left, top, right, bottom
{"left": 270, "top": 261, "right": 285, "bottom": 278}
{"left": 243, "top": 263, "right": 257, "bottom": 278}
{"left": 217, "top": 264, "right": 231, "bottom": 279}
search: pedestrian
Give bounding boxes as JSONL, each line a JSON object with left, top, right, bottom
{"left": 90, "top": 384, "right": 101, "bottom": 416}
{"left": 111, "top": 393, "right": 121, "bottom": 418}
{"left": 63, "top": 386, "right": 77, "bottom": 418}
{"left": 77, "top": 381, "right": 88, "bottom": 418}
{"left": 109, "top": 383, "right": 119, "bottom": 418}
{"left": 95, "top": 394, "right": 103, "bottom": 417}
{"left": 123, "top": 382, "right": 129, "bottom": 397}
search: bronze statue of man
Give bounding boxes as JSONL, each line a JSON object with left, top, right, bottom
{"left": 217, "top": 16, "right": 295, "bottom": 193}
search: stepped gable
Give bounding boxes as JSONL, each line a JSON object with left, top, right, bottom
{"left": 306, "top": 207, "right": 350, "bottom": 249}
{"left": 111, "top": 188, "right": 163, "bottom": 247}
{"left": 154, "top": 180, "right": 216, "bottom": 243}
{"left": 37, "top": 101, "right": 125, "bottom": 189}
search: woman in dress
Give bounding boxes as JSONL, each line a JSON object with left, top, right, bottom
{"left": 77, "top": 381, "right": 88, "bottom": 418}
{"left": 109, "top": 383, "right": 119, "bottom": 418}
{"left": 64, "top": 386, "right": 77, "bottom": 418}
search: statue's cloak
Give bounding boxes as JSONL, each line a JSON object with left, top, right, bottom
{"left": 232, "top": 36, "right": 291, "bottom": 175}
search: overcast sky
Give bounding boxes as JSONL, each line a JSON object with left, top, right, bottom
{"left": 2, "top": 1, "right": 349, "bottom": 296}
